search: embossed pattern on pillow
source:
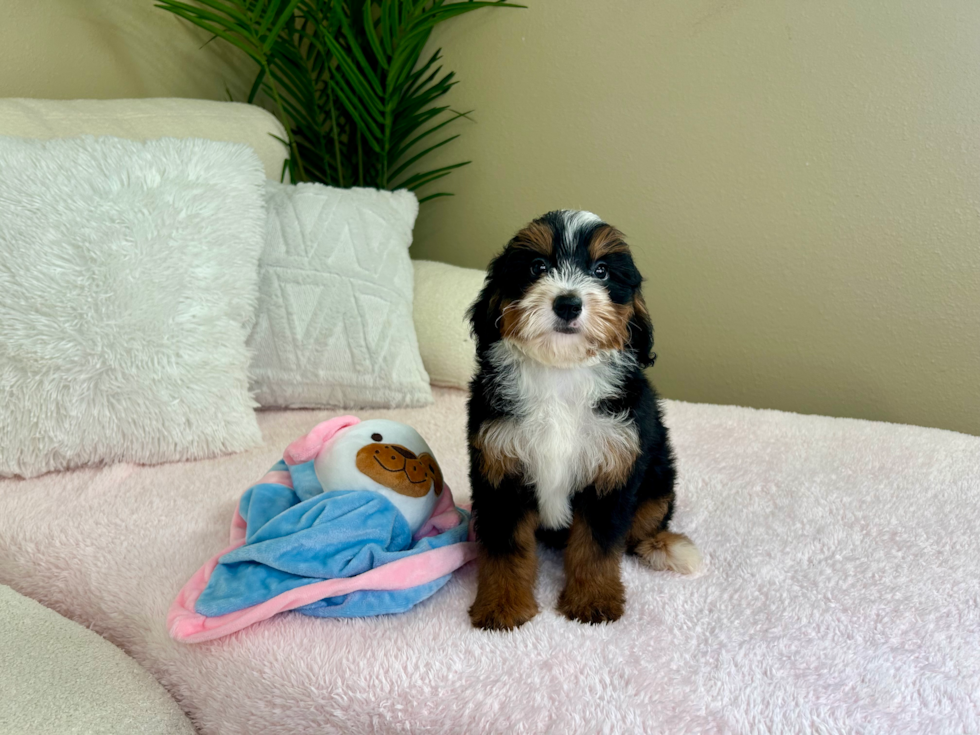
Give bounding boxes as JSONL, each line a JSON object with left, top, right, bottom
{"left": 248, "top": 182, "right": 432, "bottom": 409}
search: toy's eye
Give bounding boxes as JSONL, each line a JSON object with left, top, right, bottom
{"left": 530, "top": 258, "right": 549, "bottom": 277}
{"left": 592, "top": 263, "right": 608, "bottom": 280}
{"left": 371, "top": 433, "right": 382, "bottom": 441}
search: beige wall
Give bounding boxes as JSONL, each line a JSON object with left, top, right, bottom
{"left": 412, "top": 0, "right": 980, "bottom": 436}
{"left": 2, "top": 1, "right": 978, "bottom": 435}
{"left": 2, "top": 1, "right": 254, "bottom": 101}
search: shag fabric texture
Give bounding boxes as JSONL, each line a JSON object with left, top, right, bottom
{"left": 0, "top": 135, "right": 265, "bottom": 478}
{"left": 0, "top": 389, "right": 978, "bottom": 733}
{"left": 248, "top": 181, "right": 432, "bottom": 409}
{"left": 0, "top": 584, "right": 194, "bottom": 735}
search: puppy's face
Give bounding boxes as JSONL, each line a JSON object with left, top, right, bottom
{"left": 471, "top": 210, "right": 654, "bottom": 367}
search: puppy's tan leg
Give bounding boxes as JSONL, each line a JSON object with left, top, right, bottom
{"left": 469, "top": 511, "right": 539, "bottom": 631}
{"left": 627, "top": 496, "right": 702, "bottom": 574}
{"left": 557, "top": 513, "right": 626, "bottom": 625}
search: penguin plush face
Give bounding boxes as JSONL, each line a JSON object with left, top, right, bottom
{"left": 314, "top": 419, "right": 443, "bottom": 535}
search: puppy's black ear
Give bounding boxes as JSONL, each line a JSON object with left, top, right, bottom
{"left": 467, "top": 253, "right": 506, "bottom": 355}
{"left": 628, "top": 292, "right": 656, "bottom": 367}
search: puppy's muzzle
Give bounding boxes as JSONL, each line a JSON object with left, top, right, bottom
{"left": 552, "top": 293, "right": 583, "bottom": 323}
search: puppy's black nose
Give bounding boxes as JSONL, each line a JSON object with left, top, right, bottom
{"left": 553, "top": 294, "right": 583, "bottom": 321}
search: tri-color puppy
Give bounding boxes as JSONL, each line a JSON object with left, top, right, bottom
{"left": 466, "top": 210, "right": 701, "bottom": 631}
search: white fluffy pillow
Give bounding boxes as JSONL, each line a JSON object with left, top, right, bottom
{"left": 248, "top": 182, "right": 432, "bottom": 408}
{"left": 0, "top": 135, "right": 266, "bottom": 478}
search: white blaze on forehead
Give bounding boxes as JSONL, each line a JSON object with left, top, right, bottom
{"left": 560, "top": 210, "right": 603, "bottom": 252}
{"left": 561, "top": 209, "right": 602, "bottom": 232}
{"left": 548, "top": 262, "right": 594, "bottom": 293}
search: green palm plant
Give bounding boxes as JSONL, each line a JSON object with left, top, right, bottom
{"left": 157, "top": 0, "right": 523, "bottom": 202}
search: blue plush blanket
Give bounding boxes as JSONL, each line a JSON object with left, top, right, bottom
{"left": 194, "top": 459, "right": 470, "bottom": 618}
{"left": 169, "top": 417, "right": 478, "bottom": 643}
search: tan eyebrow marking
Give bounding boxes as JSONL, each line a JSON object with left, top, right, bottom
{"left": 510, "top": 221, "right": 554, "bottom": 257}
{"left": 588, "top": 224, "right": 630, "bottom": 260}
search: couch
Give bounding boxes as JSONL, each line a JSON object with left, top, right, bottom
{"left": 1, "top": 99, "right": 978, "bottom": 735}
{"left": 0, "top": 583, "right": 195, "bottom": 734}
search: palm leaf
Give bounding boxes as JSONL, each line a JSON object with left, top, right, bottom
{"left": 391, "top": 160, "right": 469, "bottom": 191}
{"left": 390, "top": 108, "right": 471, "bottom": 163}
{"left": 159, "top": 0, "right": 523, "bottom": 199}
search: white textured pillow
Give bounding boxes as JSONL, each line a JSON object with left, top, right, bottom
{"left": 248, "top": 181, "right": 432, "bottom": 408}
{"left": 0, "top": 135, "right": 266, "bottom": 478}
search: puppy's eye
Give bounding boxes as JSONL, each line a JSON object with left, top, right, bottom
{"left": 530, "top": 258, "right": 549, "bottom": 277}
{"left": 592, "top": 263, "right": 609, "bottom": 280}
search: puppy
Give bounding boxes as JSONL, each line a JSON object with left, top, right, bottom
{"left": 466, "top": 210, "right": 700, "bottom": 631}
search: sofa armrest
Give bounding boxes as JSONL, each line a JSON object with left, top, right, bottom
{"left": 412, "top": 259, "right": 484, "bottom": 390}
{"left": 0, "top": 585, "right": 195, "bottom": 734}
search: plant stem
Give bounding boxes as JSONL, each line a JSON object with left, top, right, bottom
{"left": 264, "top": 61, "right": 308, "bottom": 182}
{"left": 327, "top": 82, "right": 344, "bottom": 187}
{"left": 382, "top": 112, "right": 390, "bottom": 188}
{"left": 357, "top": 129, "right": 364, "bottom": 186}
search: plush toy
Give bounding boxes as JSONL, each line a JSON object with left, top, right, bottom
{"left": 169, "top": 416, "right": 476, "bottom": 642}
{"left": 285, "top": 418, "right": 444, "bottom": 536}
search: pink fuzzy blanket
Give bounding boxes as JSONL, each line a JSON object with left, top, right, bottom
{"left": 1, "top": 387, "right": 979, "bottom": 734}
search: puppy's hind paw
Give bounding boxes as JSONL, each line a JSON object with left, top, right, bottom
{"left": 633, "top": 531, "right": 702, "bottom": 574}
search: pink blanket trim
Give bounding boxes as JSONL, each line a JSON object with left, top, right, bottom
{"left": 168, "top": 416, "right": 478, "bottom": 643}
{"left": 283, "top": 415, "right": 360, "bottom": 465}
{"left": 168, "top": 534, "right": 477, "bottom": 643}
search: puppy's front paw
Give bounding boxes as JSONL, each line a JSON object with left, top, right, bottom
{"left": 557, "top": 583, "right": 625, "bottom": 625}
{"left": 469, "top": 596, "right": 538, "bottom": 631}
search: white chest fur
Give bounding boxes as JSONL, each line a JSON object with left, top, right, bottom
{"left": 482, "top": 342, "right": 639, "bottom": 529}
